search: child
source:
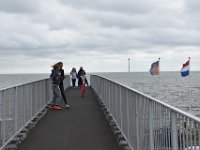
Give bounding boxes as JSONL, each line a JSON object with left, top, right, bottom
{"left": 81, "top": 73, "right": 88, "bottom": 97}
{"left": 50, "top": 63, "right": 62, "bottom": 110}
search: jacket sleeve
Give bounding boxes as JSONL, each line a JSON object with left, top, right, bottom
{"left": 85, "top": 78, "right": 88, "bottom": 85}
{"left": 51, "top": 70, "right": 59, "bottom": 79}
{"left": 50, "top": 70, "right": 53, "bottom": 78}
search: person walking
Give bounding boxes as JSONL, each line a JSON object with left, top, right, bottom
{"left": 50, "top": 63, "right": 62, "bottom": 110}
{"left": 70, "top": 67, "right": 77, "bottom": 88}
{"left": 81, "top": 72, "right": 88, "bottom": 97}
{"left": 77, "top": 67, "right": 86, "bottom": 87}
{"left": 57, "top": 62, "right": 70, "bottom": 108}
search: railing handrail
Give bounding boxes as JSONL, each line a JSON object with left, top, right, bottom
{"left": 0, "top": 75, "right": 70, "bottom": 91}
{"left": 0, "top": 77, "right": 49, "bottom": 91}
{"left": 91, "top": 74, "right": 200, "bottom": 123}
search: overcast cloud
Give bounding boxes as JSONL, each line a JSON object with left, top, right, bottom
{"left": 0, "top": 0, "right": 200, "bottom": 73}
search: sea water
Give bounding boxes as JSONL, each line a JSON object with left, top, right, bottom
{"left": 0, "top": 74, "right": 49, "bottom": 90}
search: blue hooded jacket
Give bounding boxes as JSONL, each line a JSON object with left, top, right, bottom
{"left": 50, "top": 70, "right": 61, "bottom": 85}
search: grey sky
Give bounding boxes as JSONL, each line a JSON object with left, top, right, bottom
{"left": 0, "top": 0, "right": 199, "bottom": 73}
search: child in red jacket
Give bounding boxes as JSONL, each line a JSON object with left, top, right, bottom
{"left": 81, "top": 74, "right": 88, "bottom": 97}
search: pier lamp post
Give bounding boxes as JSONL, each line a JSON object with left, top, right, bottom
{"left": 128, "top": 58, "right": 130, "bottom": 72}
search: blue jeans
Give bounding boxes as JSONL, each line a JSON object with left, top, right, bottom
{"left": 52, "top": 84, "right": 61, "bottom": 106}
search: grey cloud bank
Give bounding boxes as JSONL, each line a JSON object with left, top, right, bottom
{"left": 0, "top": 0, "right": 200, "bottom": 73}
{"left": 0, "top": 0, "right": 40, "bottom": 13}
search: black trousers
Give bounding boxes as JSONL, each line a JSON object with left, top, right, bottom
{"left": 72, "top": 79, "right": 76, "bottom": 87}
{"left": 59, "top": 84, "right": 67, "bottom": 105}
{"left": 78, "top": 77, "right": 82, "bottom": 87}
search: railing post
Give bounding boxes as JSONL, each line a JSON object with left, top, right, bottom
{"left": 126, "top": 89, "right": 130, "bottom": 146}
{"left": 2, "top": 90, "right": 6, "bottom": 145}
{"left": 136, "top": 94, "right": 140, "bottom": 150}
{"left": 149, "top": 101, "right": 154, "bottom": 150}
{"left": 171, "top": 111, "right": 178, "bottom": 150}
{"left": 0, "top": 91, "right": 2, "bottom": 147}
{"left": 108, "top": 80, "right": 111, "bottom": 110}
{"left": 29, "top": 84, "right": 32, "bottom": 118}
{"left": 14, "top": 87, "right": 18, "bottom": 132}
{"left": 23, "top": 85, "right": 26, "bottom": 125}
{"left": 120, "top": 86, "right": 122, "bottom": 129}
{"left": 46, "top": 79, "right": 49, "bottom": 104}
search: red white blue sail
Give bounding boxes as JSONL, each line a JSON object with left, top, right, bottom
{"left": 180, "top": 60, "right": 190, "bottom": 77}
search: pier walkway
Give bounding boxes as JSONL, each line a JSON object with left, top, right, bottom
{"left": 17, "top": 87, "right": 119, "bottom": 150}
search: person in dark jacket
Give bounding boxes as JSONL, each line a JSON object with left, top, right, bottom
{"left": 58, "top": 62, "right": 70, "bottom": 108}
{"left": 77, "top": 67, "right": 86, "bottom": 87}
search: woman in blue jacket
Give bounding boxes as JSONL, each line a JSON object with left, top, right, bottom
{"left": 50, "top": 63, "right": 62, "bottom": 110}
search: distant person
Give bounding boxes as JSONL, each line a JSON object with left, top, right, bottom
{"left": 77, "top": 67, "right": 86, "bottom": 87}
{"left": 70, "top": 67, "right": 77, "bottom": 88}
{"left": 50, "top": 63, "right": 62, "bottom": 110}
{"left": 58, "top": 62, "right": 70, "bottom": 108}
{"left": 81, "top": 72, "right": 88, "bottom": 97}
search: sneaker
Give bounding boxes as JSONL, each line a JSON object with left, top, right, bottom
{"left": 52, "top": 105, "right": 63, "bottom": 110}
{"left": 65, "top": 104, "right": 70, "bottom": 108}
{"left": 51, "top": 106, "right": 57, "bottom": 110}
{"left": 56, "top": 106, "right": 63, "bottom": 110}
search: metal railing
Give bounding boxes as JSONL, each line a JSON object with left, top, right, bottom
{"left": 0, "top": 77, "right": 70, "bottom": 149}
{"left": 91, "top": 75, "right": 200, "bottom": 150}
